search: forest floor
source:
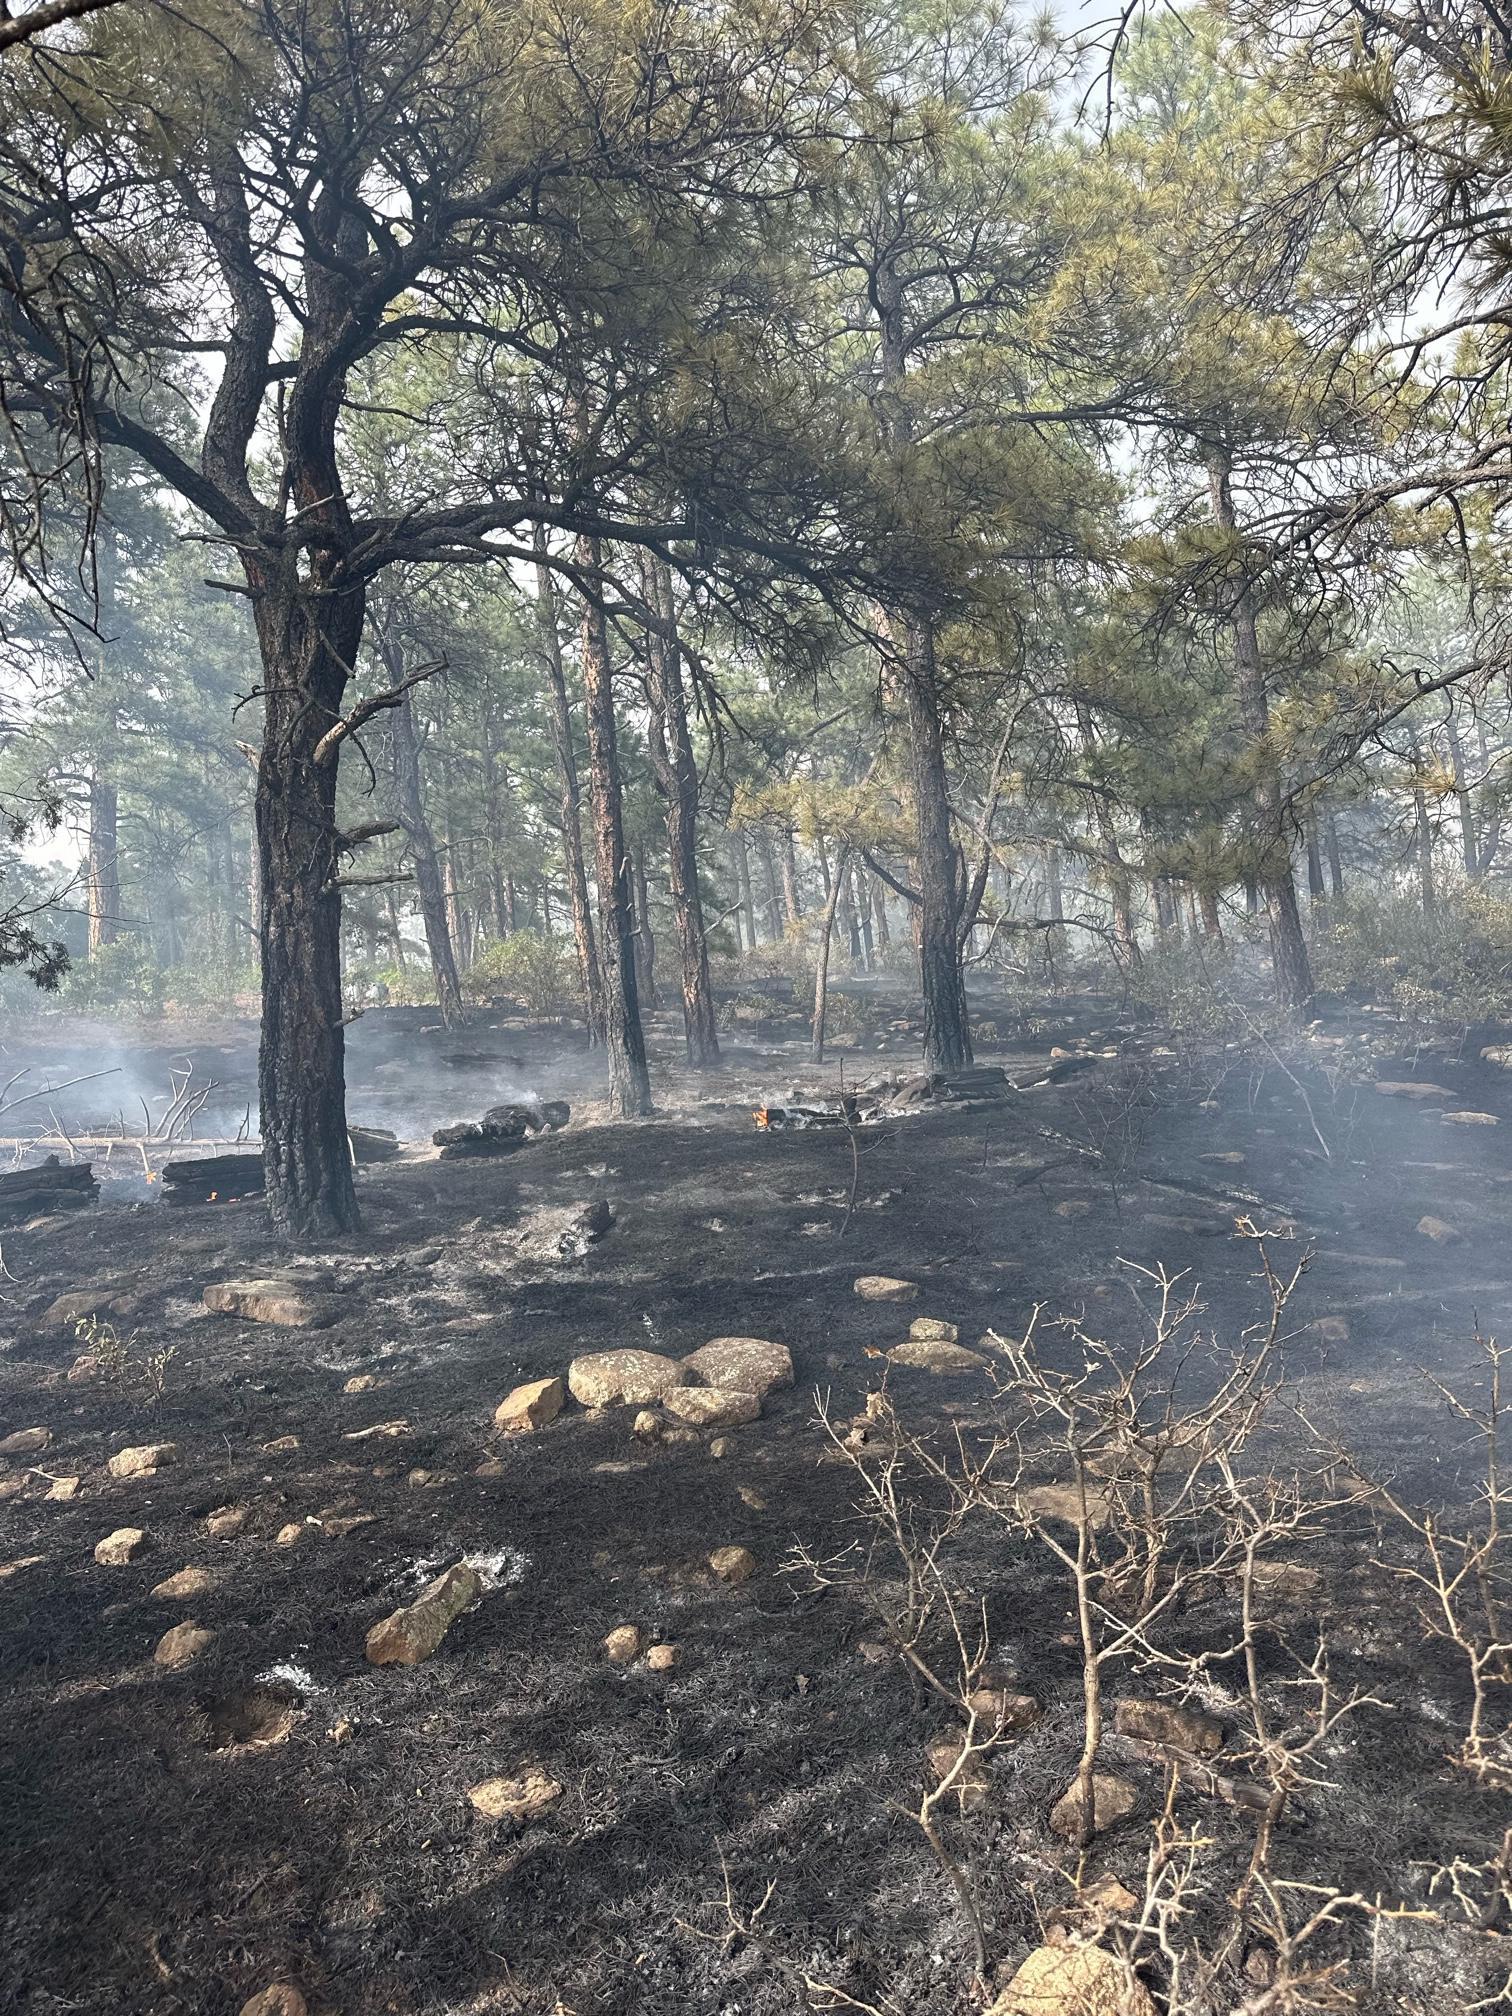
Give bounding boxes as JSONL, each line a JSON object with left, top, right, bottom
{"left": 3, "top": 989, "right": 1512, "bottom": 2016}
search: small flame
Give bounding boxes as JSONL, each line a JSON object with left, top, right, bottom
{"left": 144, "top": 1172, "right": 157, "bottom": 1184}
{"left": 753, "top": 1108, "right": 770, "bottom": 1129}
{"left": 208, "top": 1191, "right": 218, "bottom": 1202}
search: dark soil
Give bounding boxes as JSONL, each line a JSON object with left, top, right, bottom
{"left": 2, "top": 996, "right": 1511, "bottom": 2015}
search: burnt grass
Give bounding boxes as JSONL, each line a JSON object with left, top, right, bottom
{"left": 3, "top": 996, "right": 1512, "bottom": 2015}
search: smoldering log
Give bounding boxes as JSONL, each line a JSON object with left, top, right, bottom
{"left": 348, "top": 1126, "right": 401, "bottom": 1163}
{"left": 433, "top": 1100, "right": 570, "bottom": 1159}
{"left": 161, "top": 1152, "right": 265, "bottom": 1206}
{"left": 0, "top": 1156, "right": 99, "bottom": 1226}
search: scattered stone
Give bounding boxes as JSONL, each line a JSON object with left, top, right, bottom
{"left": 887, "top": 1338, "right": 989, "bottom": 1374}
{"left": 709, "top": 1544, "right": 757, "bottom": 1585}
{"left": 263, "top": 1434, "right": 300, "bottom": 1453}
{"left": 707, "top": 1436, "right": 731, "bottom": 1459}
{"left": 663, "top": 1387, "right": 761, "bottom": 1429}
{"left": 276, "top": 1523, "right": 305, "bottom": 1547}
{"left": 365, "top": 1561, "right": 481, "bottom": 1666}
{"left": 632, "top": 1409, "right": 664, "bottom": 1441}
{"left": 737, "top": 1485, "right": 767, "bottom": 1512}
{"left": 682, "top": 1336, "right": 794, "bottom": 1397}
{"left": 1417, "top": 1214, "right": 1462, "bottom": 1244}
{"left": 1054, "top": 1199, "right": 1093, "bottom": 1219}
{"left": 1050, "top": 1771, "right": 1137, "bottom": 1840}
{"left": 1113, "top": 1698, "right": 1223, "bottom": 1756}
{"left": 474, "top": 1454, "right": 505, "bottom": 1478}
{"left": 1444, "top": 1110, "right": 1499, "bottom": 1126}
{"left": 238, "top": 1987, "right": 308, "bottom": 2016}
{"left": 151, "top": 1566, "right": 218, "bottom": 1600}
{"left": 405, "top": 1467, "right": 452, "bottom": 1489}
{"left": 205, "top": 1505, "right": 247, "bottom": 1539}
{"left": 0, "top": 1425, "right": 51, "bottom": 1457}
{"left": 155, "top": 1621, "right": 215, "bottom": 1670}
{"left": 1373, "top": 1081, "right": 1453, "bottom": 1101}
{"left": 1198, "top": 1151, "right": 1245, "bottom": 1166}
{"left": 1250, "top": 1559, "right": 1324, "bottom": 1603}
{"left": 95, "top": 1526, "right": 149, "bottom": 1565}
{"left": 343, "top": 1373, "right": 383, "bottom": 1393}
{"left": 108, "top": 1442, "right": 176, "bottom": 1479}
{"left": 203, "top": 1278, "right": 325, "bottom": 1326}
{"left": 467, "top": 1770, "right": 563, "bottom": 1822}
{"left": 0, "top": 1474, "right": 26, "bottom": 1501}
{"left": 567, "top": 1348, "right": 687, "bottom": 1408}
{"left": 909, "top": 1317, "right": 958, "bottom": 1342}
{"left": 966, "top": 1685, "right": 1040, "bottom": 1731}
{"left": 1080, "top": 1874, "right": 1140, "bottom": 1920}
{"left": 328, "top": 1717, "right": 355, "bottom": 1744}
{"left": 856, "top": 1639, "right": 891, "bottom": 1665}
{"left": 0, "top": 1553, "right": 44, "bottom": 1578}
{"left": 926, "top": 1735, "right": 991, "bottom": 1810}
{"left": 1482, "top": 1045, "right": 1512, "bottom": 1069}
{"left": 603, "top": 1623, "right": 644, "bottom": 1665}
{"left": 646, "top": 1642, "right": 679, "bottom": 1671}
{"left": 853, "top": 1275, "right": 919, "bottom": 1303}
{"left": 494, "top": 1376, "right": 565, "bottom": 1434}
{"left": 1312, "top": 1315, "right": 1351, "bottom": 1344}
{"left": 45, "top": 1476, "right": 80, "bottom": 1501}
{"left": 989, "top": 1941, "right": 1156, "bottom": 2016}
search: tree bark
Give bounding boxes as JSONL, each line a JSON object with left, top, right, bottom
{"left": 535, "top": 539, "right": 603, "bottom": 1039}
{"left": 812, "top": 842, "right": 849, "bottom": 1065}
{"left": 578, "top": 538, "right": 652, "bottom": 1117}
{"left": 900, "top": 618, "right": 973, "bottom": 1068}
{"left": 388, "top": 676, "right": 463, "bottom": 1026}
{"left": 630, "top": 845, "right": 656, "bottom": 1008}
{"left": 86, "top": 770, "right": 120, "bottom": 954}
{"left": 734, "top": 830, "right": 757, "bottom": 947}
{"left": 781, "top": 827, "right": 802, "bottom": 922}
{"left": 1325, "top": 810, "right": 1345, "bottom": 897}
{"left": 1207, "top": 448, "right": 1314, "bottom": 1015}
{"left": 641, "top": 554, "right": 718, "bottom": 1065}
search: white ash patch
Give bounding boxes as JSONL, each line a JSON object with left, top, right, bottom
{"left": 402, "top": 1546, "right": 531, "bottom": 1595}
{"left": 256, "top": 1660, "right": 320, "bottom": 1695}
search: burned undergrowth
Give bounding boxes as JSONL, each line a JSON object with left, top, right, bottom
{"left": 2, "top": 1000, "right": 1511, "bottom": 2014}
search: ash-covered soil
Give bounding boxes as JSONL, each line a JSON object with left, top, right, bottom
{"left": 3, "top": 997, "right": 1511, "bottom": 2015}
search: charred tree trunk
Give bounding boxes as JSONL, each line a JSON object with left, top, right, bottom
{"left": 1199, "top": 886, "right": 1223, "bottom": 938}
{"left": 389, "top": 678, "right": 464, "bottom": 1027}
{"left": 86, "top": 769, "right": 120, "bottom": 954}
{"left": 1446, "top": 718, "right": 1479, "bottom": 878}
{"left": 1305, "top": 813, "right": 1326, "bottom": 903}
{"left": 781, "top": 828, "right": 802, "bottom": 922}
{"left": 641, "top": 554, "right": 718, "bottom": 1065}
{"left": 812, "top": 841, "right": 850, "bottom": 1066}
{"left": 1207, "top": 448, "right": 1314, "bottom": 1016}
{"left": 630, "top": 845, "right": 656, "bottom": 1009}
{"left": 578, "top": 539, "right": 652, "bottom": 1117}
{"left": 535, "top": 539, "right": 603, "bottom": 1040}
{"left": 757, "top": 829, "right": 783, "bottom": 938}
{"left": 734, "top": 831, "right": 757, "bottom": 948}
{"left": 901, "top": 618, "right": 973, "bottom": 1070}
{"left": 1325, "top": 810, "right": 1345, "bottom": 897}
{"left": 481, "top": 695, "right": 513, "bottom": 939}
{"left": 250, "top": 574, "right": 363, "bottom": 1239}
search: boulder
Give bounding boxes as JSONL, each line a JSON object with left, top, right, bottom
{"left": 203, "top": 1279, "right": 325, "bottom": 1327}
{"left": 41, "top": 1287, "right": 128, "bottom": 1329}
{"left": 1112, "top": 1697, "right": 1223, "bottom": 1756}
{"left": 467, "top": 1770, "right": 563, "bottom": 1822}
{"left": 365, "top": 1561, "right": 481, "bottom": 1666}
{"left": 567, "top": 1349, "right": 687, "bottom": 1408}
{"left": 238, "top": 1988, "right": 308, "bottom": 2016}
{"left": 1050, "top": 1772, "right": 1136, "bottom": 1840}
{"left": 989, "top": 1941, "right": 1156, "bottom": 2016}
{"left": 107, "top": 1442, "right": 177, "bottom": 1479}
{"left": 95, "top": 1526, "right": 149, "bottom": 1565}
{"left": 887, "top": 1339, "right": 989, "bottom": 1375}
{"left": 709, "top": 1544, "right": 758, "bottom": 1585}
{"left": 853, "top": 1275, "right": 918, "bottom": 1303}
{"left": 682, "top": 1336, "right": 793, "bottom": 1397}
{"left": 150, "top": 1566, "right": 218, "bottom": 1601}
{"left": 662, "top": 1387, "right": 761, "bottom": 1430}
{"left": 603, "top": 1623, "right": 644, "bottom": 1665}
{"left": 909, "top": 1317, "right": 958, "bottom": 1342}
{"left": 154, "top": 1621, "right": 215, "bottom": 1670}
{"left": 1417, "top": 1214, "right": 1461, "bottom": 1244}
{"left": 494, "top": 1376, "right": 565, "bottom": 1434}
{"left": 0, "top": 1426, "right": 51, "bottom": 1457}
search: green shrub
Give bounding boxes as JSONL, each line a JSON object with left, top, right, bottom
{"left": 463, "top": 931, "right": 578, "bottom": 1016}
{"left": 1312, "top": 884, "right": 1512, "bottom": 1028}
{"left": 62, "top": 937, "right": 164, "bottom": 1015}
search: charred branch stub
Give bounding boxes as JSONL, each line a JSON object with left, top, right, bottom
{"left": 432, "top": 1100, "right": 570, "bottom": 1160}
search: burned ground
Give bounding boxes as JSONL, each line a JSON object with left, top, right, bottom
{"left": 2, "top": 998, "right": 1511, "bottom": 2015}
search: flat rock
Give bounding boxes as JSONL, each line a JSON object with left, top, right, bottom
{"left": 1019, "top": 1481, "right": 1114, "bottom": 1530}
{"left": 1443, "top": 1110, "right": 1498, "bottom": 1126}
{"left": 1374, "top": 1081, "right": 1453, "bottom": 1101}
{"left": 45, "top": 1476, "right": 80, "bottom": 1501}
{"left": 989, "top": 1942, "right": 1156, "bottom": 2016}
{"left": 1417, "top": 1214, "right": 1461, "bottom": 1244}
{"left": 494, "top": 1376, "right": 565, "bottom": 1434}
{"left": 154, "top": 1621, "right": 214, "bottom": 1669}
{"left": 966, "top": 1685, "right": 1040, "bottom": 1730}
{"left": 41, "top": 1287, "right": 126, "bottom": 1329}
{"left": 0, "top": 1426, "right": 51, "bottom": 1457}
{"left": 467, "top": 1769, "right": 563, "bottom": 1821}
{"left": 709, "top": 1544, "right": 757, "bottom": 1585}
{"left": 682, "top": 1336, "right": 793, "bottom": 1397}
{"left": 365, "top": 1561, "right": 481, "bottom": 1666}
{"left": 853, "top": 1275, "right": 918, "bottom": 1303}
{"left": 151, "top": 1566, "right": 217, "bottom": 1600}
{"left": 567, "top": 1349, "right": 687, "bottom": 1408}
{"left": 1482, "top": 1046, "right": 1512, "bottom": 1069}
{"left": 887, "top": 1339, "right": 989, "bottom": 1374}
{"left": 203, "top": 1278, "right": 325, "bottom": 1327}
{"left": 107, "top": 1442, "right": 176, "bottom": 1479}
{"left": 1050, "top": 1771, "right": 1137, "bottom": 1840}
{"left": 926, "top": 1736, "right": 989, "bottom": 1811}
{"left": 205, "top": 1505, "right": 247, "bottom": 1539}
{"left": 1113, "top": 1697, "right": 1223, "bottom": 1755}
{"left": 909, "top": 1317, "right": 958, "bottom": 1342}
{"left": 95, "top": 1526, "right": 149, "bottom": 1565}
{"left": 663, "top": 1387, "right": 761, "bottom": 1429}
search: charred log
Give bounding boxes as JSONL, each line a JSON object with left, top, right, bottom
{"left": 0, "top": 1156, "right": 98, "bottom": 1226}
